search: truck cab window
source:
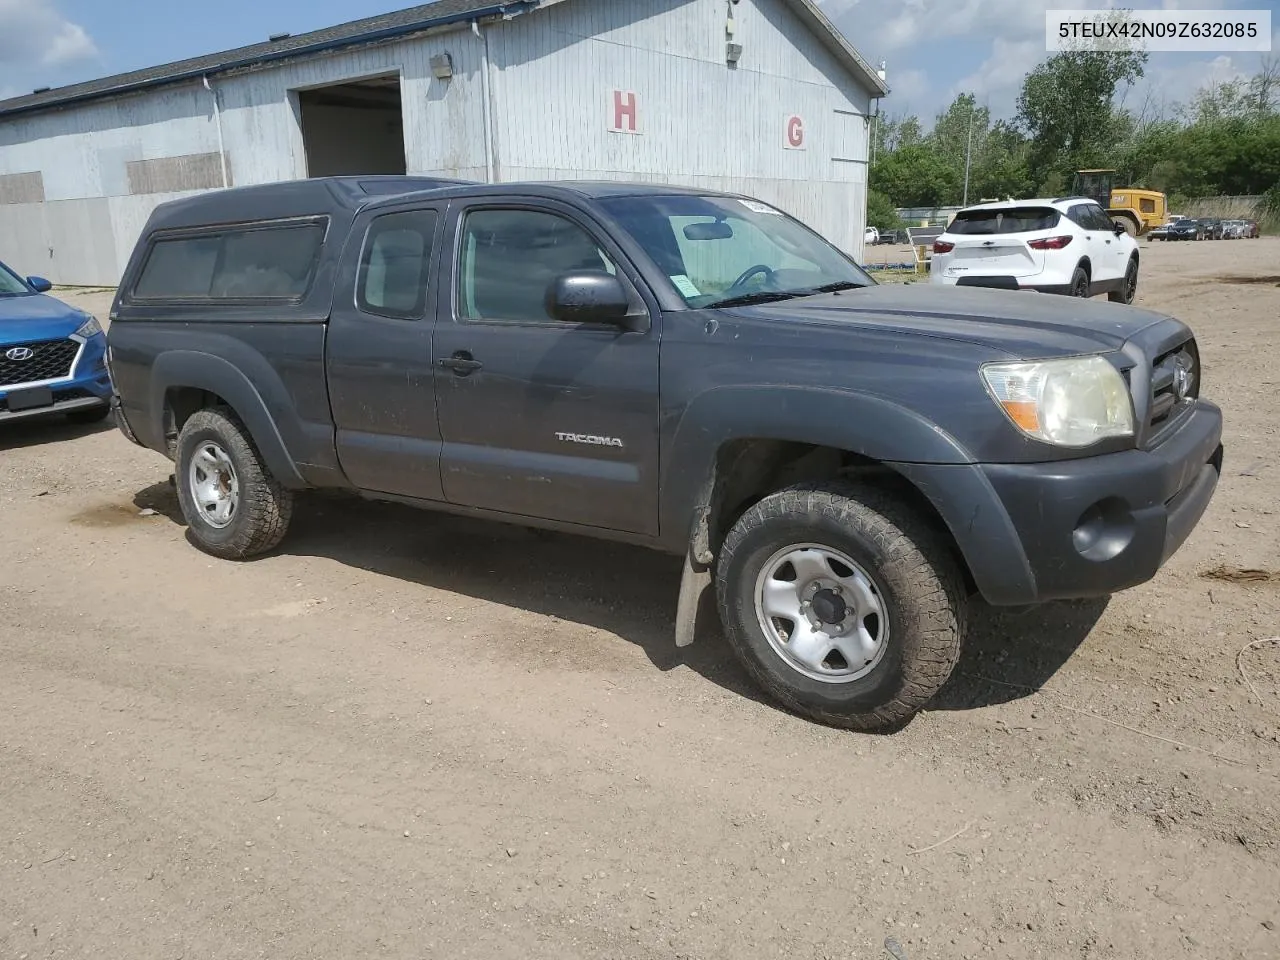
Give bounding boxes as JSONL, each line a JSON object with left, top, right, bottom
{"left": 458, "top": 209, "right": 617, "bottom": 323}
{"left": 357, "top": 210, "right": 438, "bottom": 319}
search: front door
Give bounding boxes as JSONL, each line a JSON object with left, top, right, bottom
{"left": 431, "top": 200, "right": 661, "bottom": 536}
{"left": 1070, "top": 203, "right": 1124, "bottom": 283}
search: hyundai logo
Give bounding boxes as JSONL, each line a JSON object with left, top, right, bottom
{"left": 4, "top": 346, "right": 34, "bottom": 361}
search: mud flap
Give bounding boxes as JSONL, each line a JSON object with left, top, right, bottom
{"left": 674, "top": 550, "right": 712, "bottom": 648}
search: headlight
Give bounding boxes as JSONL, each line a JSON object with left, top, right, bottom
{"left": 74, "top": 315, "right": 102, "bottom": 338}
{"left": 981, "top": 355, "right": 1134, "bottom": 448}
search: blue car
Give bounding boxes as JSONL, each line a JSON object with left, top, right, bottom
{"left": 0, "top": 260, "right": 112, "bottom": 425}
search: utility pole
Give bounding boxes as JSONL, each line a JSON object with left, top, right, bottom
{"left": 962, "top": 102, "right": 975, "bottom": 206}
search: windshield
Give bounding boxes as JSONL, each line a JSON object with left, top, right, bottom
{"left": 596, "top": 194, "right": 873, "bottom": 309}
{"left": 0, "top": 262, "right": 31, "bottom": 297}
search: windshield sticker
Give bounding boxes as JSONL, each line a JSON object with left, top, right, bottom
{"left": 740, "top": 199, "right": 783, "bottom": 216}
{"left": 670, "top": 274, "right": 701, "bottom": 298}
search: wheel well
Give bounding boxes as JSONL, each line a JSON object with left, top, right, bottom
{"left": 163, "top": 387, "right": 228, "bottom": 456}
{"left": 703, "top": 439, "right": 977, "bottom": 594}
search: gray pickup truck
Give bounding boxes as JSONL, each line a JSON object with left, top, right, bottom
{"left": 106, "top": 175, "right": 1223, "bottom": 731}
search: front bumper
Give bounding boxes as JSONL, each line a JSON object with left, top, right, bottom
{"left": 0, "top": 333, "right": 112, "bottom": 424}
{"left": 895, "top": 400, "right": 1224, "bottom": 605}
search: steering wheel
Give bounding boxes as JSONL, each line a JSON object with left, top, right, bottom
{"left": 726, "top": 263, "right": 776, "bottom": 293}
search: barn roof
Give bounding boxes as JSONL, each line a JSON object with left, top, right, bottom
{"left": 0, "top": 0, "right": 887, "bottom": 120}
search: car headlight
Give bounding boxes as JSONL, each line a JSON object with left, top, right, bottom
{"left": 981, "top": 355, "right": 1134, "bottom": 448}
{"left": 74, "top": 315, "right": 103, "bottom": 339}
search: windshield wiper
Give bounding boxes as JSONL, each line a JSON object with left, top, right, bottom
{"left": 704, "top": 291, "right": 805, "bottom": 309}
{"left": 807, "top": 281, "right": 866, "bottom": 294}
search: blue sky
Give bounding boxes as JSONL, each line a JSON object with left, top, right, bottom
{"left": 1, "top": 0, "right": 1276, "bottom": 125}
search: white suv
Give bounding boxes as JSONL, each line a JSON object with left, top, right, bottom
{"left": 929, "top": 197, "right": 1140, "bottom": 304}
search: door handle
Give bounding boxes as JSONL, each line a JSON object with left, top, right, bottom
{"left": 438, "top": 351, "right": 483, "bottom": 375}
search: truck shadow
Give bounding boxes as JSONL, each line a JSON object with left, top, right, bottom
{"left": 134, "top": 482, "right": 1107, "bottom": 727}
{"left": 0, "top": 416, "right": 114, "bottom": 452}
{"left": 929, "top": 598, "right": 1109, "bottom": 712}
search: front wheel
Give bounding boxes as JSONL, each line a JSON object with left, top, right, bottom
{"left": 715, "top": 481, "right": 968, "bottom": 731}
{"left": 1109, "top": 257, "right": 1138, "bottom": 304}
{"left": 174, "top": 407, "right": 294, "bottom": 560}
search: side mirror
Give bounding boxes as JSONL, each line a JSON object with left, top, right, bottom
{"left": 27, "top": 276, "right": 52, "bottom": 293}
{"left": 545, "top": 270, "right": 630, "bottom": 325}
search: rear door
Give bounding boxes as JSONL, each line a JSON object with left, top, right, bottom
{"left": 327, "top": 201, "right": 448, "bottom": 499}
{"left": 430, "top": 198, "right": 661, "bottom": 535}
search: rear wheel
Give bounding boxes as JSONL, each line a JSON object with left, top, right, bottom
{"left": 174, "top": 407, "right": 293, "bottom": 560}
{"left": 715, "top": 481, "right": 968, "bottom": 732}
{"left": 1109, "top": 257, "right": 1138, "bottom": 304}
{"left": 1111, "top": 216, "right": 1137, "bottom": 237}
{"left": 1069, "top": 265, "right": 1090, "bottom": 298}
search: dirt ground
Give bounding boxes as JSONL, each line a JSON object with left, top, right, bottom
{"left": 2, "top": 238, "right": 1279, "bottom": 960}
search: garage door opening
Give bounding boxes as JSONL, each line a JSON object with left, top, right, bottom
{"left": 298, "top": 75, "right": 407, "bottom": 178}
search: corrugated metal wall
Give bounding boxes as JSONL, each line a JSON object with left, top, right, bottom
{"left": 0, "top": 30, "right": 491, "bottom": 285}
{"left": 490, "top": 0, "right": 870, "bottom": 255}
{"left": 0, "top": 0, "right": 872, "bottom": 286}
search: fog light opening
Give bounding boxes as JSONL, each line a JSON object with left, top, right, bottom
{"left": 1072, "top": 497, "right": 1137, "bottom": 562}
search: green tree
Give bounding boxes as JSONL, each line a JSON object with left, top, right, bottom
{"left": 869, "top": 144, "right": 959, "bottom": 207}
{"left": 866, "top": 188, "right": 903, "bottom": 232}
{"left": 1016, "top": 48, "right": 1148, "bottom": 176}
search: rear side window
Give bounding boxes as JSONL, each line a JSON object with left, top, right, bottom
{"left": 357, "top": 210, "right": 438, "bottom": 320}
{"left": 947, "top": 208, "right": 1060, "bottom": 235}
{"left": 133, "top": 220, "right": 326, "bottom": 301}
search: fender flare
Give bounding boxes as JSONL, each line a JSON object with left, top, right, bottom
{"left": 658, "top": 384, "right": 974, "bottom": 551}
{"left": 150, "top": 350, "right": 307, "bottom": 488}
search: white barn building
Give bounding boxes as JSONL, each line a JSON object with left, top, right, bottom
{"left": 0, "top": 0, "right": 887, "bottom": 286}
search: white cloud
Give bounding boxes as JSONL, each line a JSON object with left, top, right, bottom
{"left": 881, "top": 67, "right": 931, "bottom": 106}
{"left": 952, "top": 38, "right": 1046, "bottom": 105}
{"left": 0, "top": 0, "right": 97, "bottom": 68}
{"left": 1129, "top": 52, "right": 1257, "bottom": 118}
{"left": 820, "top": 0, "right": 1257, "bottom": 119}
{"left": 829, "top": 0, "right": 1056, "bottom": 52}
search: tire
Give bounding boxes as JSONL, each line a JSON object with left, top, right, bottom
{"left": 1109, "top": 257, "right": 1138, "bottom": 304}
{"left": 1069, "top": 265, "right": 1090, "bottom": 297}
{"left": 715, "top": 480, "right": 968, "bottom": 732}
{"left": 1111, "top": 216, "right": 1137, "bottom": 237}
{"left": 174, "top": 407, "right": 293, "bottom": 560}
{"left": 66, "top": 404, "right": 110, "bottom": 425}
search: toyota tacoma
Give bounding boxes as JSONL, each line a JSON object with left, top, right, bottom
{"left": 105, "top": 175, "right": 1223, "bottom": 731}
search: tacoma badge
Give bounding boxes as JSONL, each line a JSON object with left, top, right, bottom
{"left": 556, "top": 432, "right": 624, "bottom": 448}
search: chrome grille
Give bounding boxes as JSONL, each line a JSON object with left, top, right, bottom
{"left": 1150, "top": 339, "right": 1198, "bottom": 426}
{"left": 0, "top": 338, "right": 79, "bottom": 387}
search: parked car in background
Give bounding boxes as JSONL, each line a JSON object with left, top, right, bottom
{"left": 1167, "top": 219, "right": 1205, "bottom": 241}
{"left": 1198, "top": 218, "right": 1225, "bottom": 240}
{"left": 0, "top": 259, "right": 112, "bottom": 425}
{"left": 930, "top": 197, "right": 1139, "bottom": 302}
{"left": 1221, "top": 219, "right": 1251, "bottom": 239}
{"left": 1148, "top": 221, "right": 1172, "bottom": 241}
{"left": 864, "top": 226, "right": 880, "bottom": 245}
{"left": 1243, "top": 219, "right": 1261, "bottom": 238}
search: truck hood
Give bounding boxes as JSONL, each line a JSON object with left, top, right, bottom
{"left": 732, "top": 283, "right": 1172, "bottom": 359}
{"left": 0, "top": 293, "right": 91, "bottom": 345}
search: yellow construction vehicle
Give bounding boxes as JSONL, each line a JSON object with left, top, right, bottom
{"left": 1071, "top": 169, "right": 1167, "bottom": 237}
